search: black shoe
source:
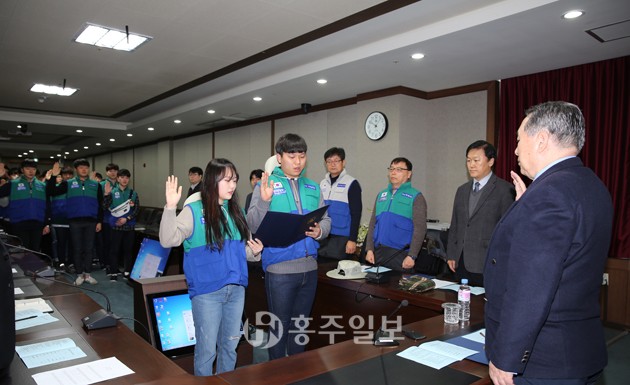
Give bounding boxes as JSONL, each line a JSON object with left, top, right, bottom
{"left": 109, "top": 274, "right": 118, "bottom": 282}
{"left": 66, "top": 264, "right": 76, "bottom": 274}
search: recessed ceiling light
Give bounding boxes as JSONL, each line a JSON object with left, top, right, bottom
{"left": 73, "top": 149, "right": 78, "bottom": 152}
{"left": 147, "top": 127, "right": 155, "bottom": 131}
{"left": 17, "top": 124, "right": 22, "bottom": 129}
{"left": 127, "top": 133, "right": 133, "bottom": 137}
{"left": 562, "top": 10, "right": 584, "bottom": 19}
{"left": 28, "top": 150, "right": 34, "bottom": 153}
{"left": 50, "top": 156, "right": 55, "bottom": 159}
{"left": 84, "top": 146, "right": 89, "bottom": 149}
{"left": 33, "top": 158, "right": 38, "bottom": 162}
{"left": 76, "top": 129, "right": 83, "bottom": 133}
{"left": 253, "top": 96, "right": 262, "bottom": 102}
{"left": 174, "top": 119, "right": 181, "bottom": 124}
{"left": 317, "top": 79, "right": 327, "bottom": 85}
{"left": 18, "top": 154, "right": 22, "bottom": 158}
{"left": 30, "top": 83, "right": 78, "bottom": 96}
{"left": 56, "top": 154, "right": 61, "bottom": 157}
{"left": 95, "top": 143, "right": 101, "bottom": 146}
{"left": 109, "top": 138, "right": 115, "bottom": 142}
{"left": 411, "top": 53, "right": 425, "bottom": 60}
{"left": 207, "top": 109, "right": 216, "bottom": 114}
{"left": 74, "top": 23, "right": 152, "bottom": 51}
{"left": 64, "top": 151, "right": 70, "bottom": 154}
{"left": 23, "top": 152, "right": 27, "bottom": 155}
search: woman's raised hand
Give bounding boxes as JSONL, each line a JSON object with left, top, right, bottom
{"left": 165, "top": 175, "right": 182, "bottom": 209}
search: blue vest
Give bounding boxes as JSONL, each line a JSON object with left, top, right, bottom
{"left": 183, "top": 201, "right": 248, "bottom": 298}
{"left": 262, "top": 167, "right": 321, "bottom": 271}
{"left": 373, "top": 182, "right": 420, "bottom": 250}
{"left": 7, "top": 177, "right": 46, "bottom": 223}
{"left": 320, "top": 170, "right": 355, "bottom": 237}
{"left": 107, "top": 187, "right": 138, "bottom": 227}
{"left": 65, "top": 177, "right": 100, "bottom": 220}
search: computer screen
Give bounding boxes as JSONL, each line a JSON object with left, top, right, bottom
{"left": 130, "top": 238, "right": 171, "bottom": 280}
{"left": 146, "top": 289, "right": 196, "bottom": 357}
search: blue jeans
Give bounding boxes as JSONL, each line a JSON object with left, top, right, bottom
{"left": 265, "top": 270, "right": 317, "bottom": 360}
{"left": 191, "top": 284, "right": 244, "bottom": 376}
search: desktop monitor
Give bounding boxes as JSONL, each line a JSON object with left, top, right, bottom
{"left": 146, "top": 289, "right": 196, "bottom": 357}
{"left": 130, "top": 238, "right": 171, "bottom": 280}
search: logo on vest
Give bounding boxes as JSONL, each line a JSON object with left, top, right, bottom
{"left": 70, "top": 181, "right": 80, "bottom": 189}
{"left": 273, "top": 182, "right": 286, "bottom": 195}
{"left": 401, "top": 192, "right": 413, "bottom": 199}
{"left": 17, "top": 183, "right": 26, "bottom": 191}
{"left": 304, "top": 184, "right": 316, "bottom": 190}
{"left": 378, "top": 191, "right": 388, "bottom": 201}
{"left": 114, "top": 191, "right": 121, "bottom": 199}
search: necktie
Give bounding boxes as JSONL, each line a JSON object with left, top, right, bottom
{"left": 473, "top": 181, "right": 480, "bottom": 192}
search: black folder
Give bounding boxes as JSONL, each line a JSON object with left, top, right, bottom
{"left": 254, "top": 205, "right": 328, "bottom": 247}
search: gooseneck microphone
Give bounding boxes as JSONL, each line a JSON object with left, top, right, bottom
{"left": 11, "top": 244, "right": 56, "bottom": 277}
{"left": 28, "top": 272, "right": 119, "bottom": 330}
{"left": 373, "top": 299, "right": 408, "bottom": 346}
{"left": 366, "top": 244, "right": 410, "bottom": 284}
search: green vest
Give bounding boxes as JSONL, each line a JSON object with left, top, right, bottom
{"left": 373, "top": 182, "right": 420, "bottom": 250}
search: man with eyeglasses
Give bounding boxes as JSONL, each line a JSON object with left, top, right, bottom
{"left": 365, "top": 157, "right": 427, "bottom": 271}
{"left": 318, "top": 147, "right": 362, "bottom": 260}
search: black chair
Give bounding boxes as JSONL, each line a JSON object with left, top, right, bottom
{"left": 414, "top": 229, "right": 449, "bottom": 276}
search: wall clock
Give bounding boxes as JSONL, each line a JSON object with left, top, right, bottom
{"left": 364, "top": 111, "right": 388, "bottom": 141}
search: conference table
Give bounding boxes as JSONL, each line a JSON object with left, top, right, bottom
{"left": 11, "top": 256, "right": 490, "bottom": 385}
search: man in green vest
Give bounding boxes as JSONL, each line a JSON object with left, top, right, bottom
{"left": 0, "top": 159, "right": 50, "bottom": 250}
{"left": 247, "top": 133, "right": 331, "bottom": 360}
{"left": 365, "top": 157, "right": 427, "bottom": 271}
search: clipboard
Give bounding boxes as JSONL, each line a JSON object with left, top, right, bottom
{"left": 254, "top": 205, "right": 328, "bottom": 247}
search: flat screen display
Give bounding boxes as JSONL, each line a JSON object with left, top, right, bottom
{"left": 146, "top": 289, "right": 196, "bottom": 357}
{"left": 130, "top": 238, "right": 171, "bottom": 280}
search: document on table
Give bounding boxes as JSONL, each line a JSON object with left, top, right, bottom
{"left": 431, "top": 278, "right": 456, "bottom": 289}
{"left": 397, "top": 340, "right": 477, "bottom": 369}
{"left": 362, "top": 265, "right": 392, "bottom": 273}
{"left": 32, "top": 357, "right": 134, "bottom": 385}
{"left": 12, "top": 268, "right": 17, "bottom": 273}
{"left": 438, "top": 283, "right": 485, "bottom": 295}
{"left": 16, "top": 337, "right": 86, "bottom": 368}
{"left": 14, "top": 287, "right": 24, "bottom": 295}
{"left": 15, "top": 298, "right": 54, "bottom": 313}
{"left": 15, "top": 313, "right": 59, "bottom": 330}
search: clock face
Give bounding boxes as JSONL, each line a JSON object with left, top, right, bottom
{"left": 365, "top": 111, "right": 388, "bottom": 141}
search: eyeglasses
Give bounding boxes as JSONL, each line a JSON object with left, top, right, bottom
{"left": 326, "top": 159, "right": 342, "bottom": 165}
{"left": 388, "top": 167, "right": 408, "bottom": 172}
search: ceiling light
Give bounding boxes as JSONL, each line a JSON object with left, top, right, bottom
{"left": 109, "top": 138, "right": 115, "bottom": 142}
{"left": 28, "top": 150, "right": 34, "bottom": 153}
{"left": 84, "top": 146, "right": 89, "bottom": 149}
{"left": 127, "top": 133, "right": 133, "bottom": 137}
{"left": 30, "top": 83, "right": 78, "bottom": 96}
{"left": 411, "top": 53, "right": 425, "bottom": 60}
{"left": 147, "top": 127, "right": 155, "bottom": 131}
{"left": 317, "top": 79, "right": 327, "bottom": 85}
{"left": 33, "top": 158, "right": 38, "bottom": 162}
{"left": 50, "top": 156, "right": 55, "bottom": 159}
{"left": 18, "top": 154, "right": 22, "bottom": 158}
{"left": 23, "top": 152, "right": 28, "bottom": 155}
{"left": 73, "top": 149, "right": 78, "bottom": 152}
{"left": 64, "top": 151, "right": 70, "bottom": 154}
{"left": 207, "top": 109, "right": 215, "bottom": 114}
{"left": 76, "top": 129, "right": 83, "bottom": 133}
{"left": 56, "top": 154, "right": 61, "bottom": 157}
{"left": 253, "top": 96, "right": 262, "bottom": 102}
{"left": 17, "top": 124, "right": 22, "bottom": 129}
{"left": 74, "top": 23, "right": 152, "bottom": 52}
{"left": 562, "top": 10, "right": 584, "bottom": 19}
{"left": 95, "top": 143, "right": 101, "bottom": 146}
{"left": 174, "top": 119, "right": 181, "bottom": 124}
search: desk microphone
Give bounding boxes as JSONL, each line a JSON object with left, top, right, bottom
{"left": 373, "top": 299, "right": 408, "bottom": 346}
{"left": 28, "top": 272, "right": 119, "bottom": 330}
{"left": 366, "top": 244, "right": 410, "bottom": 284}
{"left": 10, "top": 244, "right": 56, "bottom": 277}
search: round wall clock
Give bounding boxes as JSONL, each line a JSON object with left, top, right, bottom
{"left": 364, "top": 111, "right": 388, "bottom": 141}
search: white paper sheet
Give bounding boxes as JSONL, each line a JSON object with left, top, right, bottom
{"left": 32, "top": 357, "right": 134, "bottom": 385}
{"left": 16, "top": 338, "right": 86, "bottom": 368}
{"left": 397, "top": 340, "right": 477, "bottom": 370}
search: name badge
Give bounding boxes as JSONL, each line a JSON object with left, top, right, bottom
{"left": 401, "top": 192, "right": 413, "bottom": 199}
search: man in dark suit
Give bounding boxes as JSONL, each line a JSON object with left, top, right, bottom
{"left": 447, "top": 140, "right": 514, "bottom": 286}
{"left": 186, "top": 166, "right": 203, "bottom": 197}
{"left": 484, "top": 101, "right": 613, "bottom": 385}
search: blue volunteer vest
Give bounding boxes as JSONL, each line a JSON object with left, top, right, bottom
{"left": 65, "top": 177, "right": 100, "bottom": 220}
{"left": 262, "top": 167, "right": 321, "bottom": 271}
{"left": 183, "top": 201, "right": 248, "bottom": 298}
{"left": 373, "top": 182, "right": 420, "bottom": 250}
{"left": 320, "top": 169, "right": 355, "bottom": 237}
{"left": 7, "top": 176, "right": 46, "bottom": 223}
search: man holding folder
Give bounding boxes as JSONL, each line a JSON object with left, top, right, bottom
{"left": 247, "top": 133, "right": 331, "bottom": 360}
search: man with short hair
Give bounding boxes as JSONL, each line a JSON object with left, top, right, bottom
{"left": 484, "top": 101, "right": 613, "bottom": 385}
{"left": 247, "top": 133, "right": 331, "bottom": 360}
{"left": 318, "top": 147, "right": 362, "bottom": 260}
{"left": 0, "top": 159, "right": 50, "bottom": 250}
{"left": 48, "top": 160, "right": 103, "bottom": 285}
{"left": 365, "top": 157, "right": 427, "bottom": 271}
{"left": 447, "top": 140, "right": 514, "bottom": 286}
{"left": 187, "top": 166, "right": 203, "bottom": 197}
{"left": 245, "top": 169, "right": 263, "bottom": 213}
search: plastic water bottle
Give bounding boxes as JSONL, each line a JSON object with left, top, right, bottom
{"left": 457, "top": 279, "right": 471, "bottom": 321}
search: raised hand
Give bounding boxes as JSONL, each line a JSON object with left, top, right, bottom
{"left": 51, "top": 162, "right": 61, "bottom": 176}
{"left": 104, "top": 180, "right": 112, "bottom": 195}
{"left": 510, "top": 171, "right": 527, "bottom": 201}
{"left": 259, "top": 172, "right": 273, "bottom": 202}
{"left": 165, "top": 175, "right": 182, "bottom": 209}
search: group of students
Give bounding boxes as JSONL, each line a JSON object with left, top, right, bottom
{"left": 0, "top": 159, "right": 139, "bottom": 285}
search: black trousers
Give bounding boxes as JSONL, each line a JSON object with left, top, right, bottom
{"left": 109, "top": 229, "right": 135, "bottom": 274}
{"left": 455, "top": 252, "right": 484, "bottom": 287}
{"left": 51, "top": 226, "right": 71, "bottom": 265}
{"left": 11, "top": 220, "right": 44, "bottom": 251}
{"left": 69, "top": 220, "right": 97, "bottom": 274}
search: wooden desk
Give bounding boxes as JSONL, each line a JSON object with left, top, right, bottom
{"left": 11, "top": 278, "right": 191, "bottom": 385}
